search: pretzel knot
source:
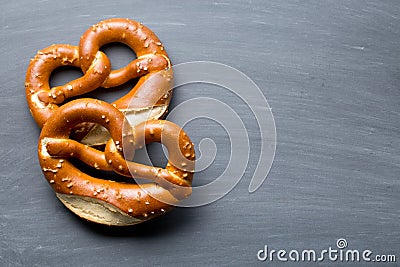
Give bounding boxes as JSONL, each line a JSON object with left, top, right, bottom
{"left": 26, "top": 19, "right": 195, "bottom": 225}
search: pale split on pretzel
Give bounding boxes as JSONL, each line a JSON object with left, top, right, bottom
{"left": 26, "top": 18, "right": 195, "bottom": 225}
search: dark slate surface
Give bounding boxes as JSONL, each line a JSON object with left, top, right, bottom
{"left": 1, "top": 0, "right": 399, "bottom": 266}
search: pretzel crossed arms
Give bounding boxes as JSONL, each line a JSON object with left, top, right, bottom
{"left": 26, "top": 18, "right": 195, "bottom": 226}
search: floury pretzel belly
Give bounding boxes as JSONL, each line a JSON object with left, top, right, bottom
{"left": 26, "top": 18, "right": 195, "bottom": 225}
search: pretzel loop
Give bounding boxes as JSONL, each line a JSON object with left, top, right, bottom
{"left": 79, "top": 18, "right": 170, "bottom": 88}
{"left": 26, "top": 44, "right": 111, "bottom": 127}
{"left": 104, "top": 119, "right": 195, "bottom": 198}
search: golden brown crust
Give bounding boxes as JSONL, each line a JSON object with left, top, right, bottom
{"left": 39, "top": 99, "right": 194, "bottom": 224}
{"left": 26, "top": 18, "right": 173, "bottom": 137}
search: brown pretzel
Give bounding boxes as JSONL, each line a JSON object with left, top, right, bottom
{"left": 39, "top": 99, "right": 194, "bottom": 225}
{"left": 26, "top": 18, "right": 173, "bottom": 145}
{"left": 26, "top": 19, "right": 195, "bottom": 225}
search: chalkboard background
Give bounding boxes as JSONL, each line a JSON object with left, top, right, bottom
{"left": 1, "top": 1, "right": 399, "bottom": 266}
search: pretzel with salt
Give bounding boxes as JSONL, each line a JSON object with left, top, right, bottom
{"left": 26, "top": 18, "right": 173, "bottom": 145}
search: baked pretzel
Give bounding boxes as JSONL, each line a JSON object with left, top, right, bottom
{"left": 26, "top": 18, "right": 173, "bottom": 145}
{"left": 39, "top": 99, "right": 194, "bottom": 225}
{"left": 26, "top": 19, "right": 195, "bottom": 225}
